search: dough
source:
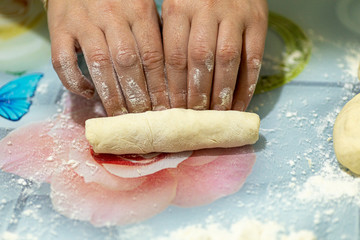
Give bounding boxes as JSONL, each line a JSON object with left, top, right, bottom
{"left": 333, "top": 93, "right": 360, "bottom": 174}
{"left": 85, "top": 108, "right": 260, "bottom": 154}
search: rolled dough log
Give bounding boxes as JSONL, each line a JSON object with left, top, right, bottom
{"left": 333, "top": 93, "right": 360, "bottom": 174}
{"left": 85, "top": 108, "right": 260, "bottom": 154}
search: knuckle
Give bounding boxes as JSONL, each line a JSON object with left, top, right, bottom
{"left": 142, "top": 49, "right": 164, "bottom": 71}
{"left": 114, "top": 49, "right": 139, "bottom": 68}
{"left": 133, "top": 0, "right": 153, "bottom": 16}
{"left": 51, "top": 52, "right": 71, "bottom": 71}
{"left": 88, "top": 50, "right": 111, "bottom": 66}
{"left": 104, "top": 96, "right": 128, "bottom": 116}
{"left": 64, "top": 82, "right": 81, "bottom": 93}
{"left": 189, "top": 45, "right": 212, "bottom": 64}
{"left": 151, "top": 88, "right": 167, "bottom": 98}
{"left": 149, "top": 81, "right": 167, "bottom": 95}
{"left": 98, "top": 1, "right": 116, "bottom": 15}
{"left": 59, "top": 75, "right": 82, "bottom": 92}
{"left": 162, "top": 0, "right": 184, "bottom": 17}
{"left": 169, "top": 93, "right": 187, "bottom": 108}
{"left": 198, "top": 0, "right": 217, "bottom": 8}
{"left": 166, "top": 51, "right": 187, "bottom": 70}
{"left": 217, "top": 45, "right": 241, "bottom": 65}
{"left": 246, "top": 54, "right": 263, "bottom": 71}
{"left": 249, "top": 8, "right": 268, "bottom": 26}
{"left": 51, "top": 55, "right": 63, "bottom": 71}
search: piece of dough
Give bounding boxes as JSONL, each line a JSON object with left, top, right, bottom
{"left": 85, "top": 108, "right": 260, "bottom": 154}
{"left": 333, "top": 93, "right": 360, "bottom": 174}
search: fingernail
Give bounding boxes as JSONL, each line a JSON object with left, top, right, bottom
{"left": 82, "top": 89, "right": 95, "bottom": 99}
{"left": 192, "top": 105, "right": 207, "bottom": 110}
{"left": 212, "top": 104, "right": 227, "bottom": 111}
{"left": 112, "top": 107, "right": 128, "bottom": 116}
{"left": 233, "top": 101, "right": 245, "bottom": 111}
{"left": 153, "top": 105, "right": 167, "bottom": 111}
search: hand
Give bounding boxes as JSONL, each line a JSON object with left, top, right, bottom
{"left": 162, "top": 0, "right": 268, "bottom": 111}
{"left": 47, "top": 0, "right": 170, "bottom": 116}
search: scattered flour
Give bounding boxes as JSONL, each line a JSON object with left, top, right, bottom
{"left": 156, "top": 218, "right": 316, "bottom": 240}
{"left": 285, "top": 50, "right": 303, "bottom": 66}
{"left": 339, "top": 48, "right": 360, "bottom": 80}
{"left": 294, "top": 46, "right": 360, "bottom": 204}
{"left": 248, "top": 84, "right": 257, "bottom": 97}
{"left": 0, "top": 232, "right": 38, "bottom": 240}
{"left": 204, "top": 52, "right": 214, "bottom": 72}
{"left": 36, "top": 83, "right": 48, "bottom": 94}
{"left": 123, "top": 77, "right": 147, "bottom": 107}
{"left": 297, "top": 162, "right": 360, "bottom": 202}
{"left": 192, "top": 94, "right": 208, "bottom": 110}
{"left": 0, "top": 232, "right": 37, "bottom": 240}
{"left": 315, "top": 108, "right": 340, "bottom": 136}
{"left": 1, "top": 232, "right": 18, "bottom": 240}
{"left": 17, "top": 178, "right": 27, "bottom": 186}
{"left": 192, "top": 68, "right": 202, "bottom": 91}
{"left": 219, "top": 87, "right": 232, "bottom": 107}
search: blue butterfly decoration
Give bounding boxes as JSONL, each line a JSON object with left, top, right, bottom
{"left": 0, "top": 73, "right": 43, "bottom": 121}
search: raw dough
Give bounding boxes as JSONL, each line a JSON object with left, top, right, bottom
{"left": 333, "top": 93, "right": 360, "bottom": 174}
{"left": 85, "top": 108, "right": 260, "bottom": 154}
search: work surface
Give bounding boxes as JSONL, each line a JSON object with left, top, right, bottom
{"left": 1, "top": 0, "right": 360, "bottom": 239}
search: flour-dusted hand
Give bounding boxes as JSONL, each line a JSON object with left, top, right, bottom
{"left": 162, "top": 0, "right": 268, "bottom": 111}
{"left": 47, "top": 0, "right": 170, "bottom": 116}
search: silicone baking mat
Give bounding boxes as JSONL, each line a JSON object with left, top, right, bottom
{"left": 0, "top": 0, "right": 360, "bottom": 239}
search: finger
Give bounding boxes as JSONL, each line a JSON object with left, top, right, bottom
{"left": 78, "top": 28, "right": 128, "bottom": 116}
{"left": 162, "top": 13, "right": 190, "bottom": 108}
{"left": 233, "top": 21, "right": 267, "bottom": 111}
{"left": 50, "top": 33, "right": 95, "bottom": 99}
{"left": 105, "top": 24, "right": 152, "bottom": 113}
{"left": 132, "top": 12, "right": 170, "bottom": 111}
{"left": 232, "top": 23, "right": 267, "bottom": 111}
{"left": 187, "top": 13, "right": 218, "bottom": 110}
{"left": 211, "top": 20, "right": 242, "bottom": 110}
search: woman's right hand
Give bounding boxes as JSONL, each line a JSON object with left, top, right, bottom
{"left": 47, "top": 0, "right": 170, "bottom": 116}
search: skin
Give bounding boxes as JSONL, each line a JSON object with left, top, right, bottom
{"left": 48, "top": 0, "right": 169, "bottom": 116}
{"left": 48, "top": 0, "right": 268, "bottom": 115}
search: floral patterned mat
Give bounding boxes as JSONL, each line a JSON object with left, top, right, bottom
{"left": 1, "top": 0, "right": 360, "bottom": 239}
